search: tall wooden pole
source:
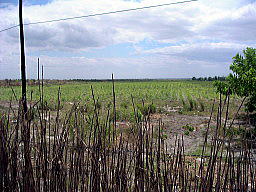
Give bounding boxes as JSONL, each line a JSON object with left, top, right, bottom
{"left": 19, "top": 0, "right": 28, "bottom": 115}
{"left": 19, "top": 2, "right": 36, "bottom": 190}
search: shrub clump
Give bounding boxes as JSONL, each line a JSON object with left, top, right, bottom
{"left": 183, "top": 124, "right": 195, "bottom": 135}
{"left": 137, "top": 103, "right": 156, "bottom": 116}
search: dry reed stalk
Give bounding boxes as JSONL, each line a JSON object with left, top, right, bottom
{"left": 0, "top": 81, "right": 255, "bottom": 191}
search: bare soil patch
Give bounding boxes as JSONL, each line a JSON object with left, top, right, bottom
{"left": 151, "top": 113, "right": 211, "bottom": 154}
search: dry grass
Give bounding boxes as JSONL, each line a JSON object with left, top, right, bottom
{"left": 0, "top": 81, "right": 255, "bottom": 191}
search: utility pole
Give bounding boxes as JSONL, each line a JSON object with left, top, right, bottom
{"left": 19, "top": 0, "right": 28, "bottom": 115}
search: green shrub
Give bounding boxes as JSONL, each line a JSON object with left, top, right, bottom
{"left": 137, "top": 103, "right": 156, "bottom": 116}
{"left": 181, "top": 97, "right": 187, "bottom": 109}
{"left": 130, "top": 109, "right": 143, "bottom": 122}
{"left": 226, "top": 127, "right": 246, "bottom": 136}
{"left": 161, "top": 134, "right": 168, "bottom": 140}
{"left": 198, "top": 99, "right": 205, "bottom": 112}
{"left": 148, "top": 103, "right": 156, "bottom": 114}
{"left": 181, "top": 96, "right": 197, "bottom": 112}
{"left": 183, "top": 124, "right": 195, "bottom": 135}
{"left": 245, "top": 94, "right": 256, "bottom": 113}
{"left": 184, "top": 130, "right": 190, "bottom": 136}
{"left": 187, "top": 96, "right": 197, "bottom": 111}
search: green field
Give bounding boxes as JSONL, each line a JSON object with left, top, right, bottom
{"left": 0, "top": 80, "right": 240, "bottom": 120}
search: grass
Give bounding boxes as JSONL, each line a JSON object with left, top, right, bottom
{"left": 1, "top": 80, "right": 213, "bottom": 101}
{"left": 0, "top": 80, "right": 242, "bottom": 120}
{"left": 0, "top": 80, "right": 216, "bottom": 103}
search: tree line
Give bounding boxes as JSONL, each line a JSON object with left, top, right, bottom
{"left": 192, "top": 76, "right": 226, "bottom": 81}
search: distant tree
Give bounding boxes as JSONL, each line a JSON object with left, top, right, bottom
{"left": 208, "top": 77, "right": 213, "bottom": 81}
{"left": 192, "top": 77, "right": 196, "bottom": 80}
{"left": 217, "top": 76, "right": 226, "bottom": 81}
{"left": 214, "top": 47, "right": 256, "bottom": 112}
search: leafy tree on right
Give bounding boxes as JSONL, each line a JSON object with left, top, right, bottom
{"left": 214, "top": 47, "right": 256, "bottom": 112}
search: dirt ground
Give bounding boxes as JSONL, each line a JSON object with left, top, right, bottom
{"left": 150, "top": 113, "right": 211, "bottom": 154}
{"left": 1, "top": 100, "right": 255, "bottom": 156}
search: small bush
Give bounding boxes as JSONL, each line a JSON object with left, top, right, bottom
{"left": 226, "top": 127, "right": 246, "bottom": 136}
{"left": 184, "top": 130, "right": 190, "bottom": 136}
{"left": 183, "top": 124, "right": 195, "bottom": 135}
{"left": 161, "top": 134, "right": 168, "bottom": 140}
{"left": 198, "top": 99, "right": 205, "bottom": 112}
{"left": 130, "top": 109, "right": 143, "bottom": 122}
{"left": 181, "top": 97, "right": 187, "bottom": 109}
{"left": 245, "top": 94, "right": 256, "bottom": 113}
{"left": 137, "top": 103, "right": 156, "bottom": 116}
{"left": 188, "top": 96, "right": 197, "bottom": 111}
{"left": 181, "top": 96, "right": 197, "bottom": 112}
{"left": 148, "top": 103, "right": 156, "bottom": 114}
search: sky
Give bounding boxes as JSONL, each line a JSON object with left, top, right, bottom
{"left": 0, "top": 0, "right": 255, "bottom": 79}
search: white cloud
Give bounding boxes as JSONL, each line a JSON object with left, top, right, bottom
{"left": 198, "top": 3, "right": 256, "bottom": 42}
{"left": 0, "top": 0, "right": 255, "bottom": 79}
{"left": 140, "top": 42, "right": 256, "bottom": 62}
{"left": 0, "top": 0, "right": 199, "bottom": 50}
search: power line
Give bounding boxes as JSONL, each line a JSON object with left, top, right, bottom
{"left": 0, "top": 25, "right": 20, "bottom": 33}
{"left": 0, "top": 0, "right": 198, "bottom": 33}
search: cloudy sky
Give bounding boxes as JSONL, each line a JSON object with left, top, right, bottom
{"left": 0, "top": 0, "right": 255, "bottom": 79}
